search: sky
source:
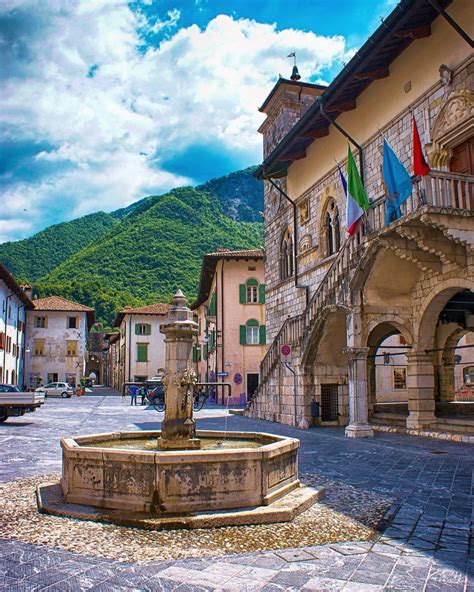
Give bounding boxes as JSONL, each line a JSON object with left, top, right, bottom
{"left": 0, "top": 0, "right": 397, "bottom": 243}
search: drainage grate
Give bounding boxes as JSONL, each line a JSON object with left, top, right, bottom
{"left": 429, "top": 450, "right": 448, "bottom": 454}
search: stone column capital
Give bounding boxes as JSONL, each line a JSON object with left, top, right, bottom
{"left": 343, "top": 347, "right": 369, "bottom": 360}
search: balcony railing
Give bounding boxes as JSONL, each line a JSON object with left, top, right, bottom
{"left": 258, "top": 170, "right": 474, "bottom": 388}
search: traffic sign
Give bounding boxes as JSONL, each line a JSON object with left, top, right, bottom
{"left": 280, "top": 344, "right": 292, "bottom": 363}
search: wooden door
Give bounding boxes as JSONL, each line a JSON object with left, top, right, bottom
{"left": 450, "top": 138, "right": 474, "bottom": 175}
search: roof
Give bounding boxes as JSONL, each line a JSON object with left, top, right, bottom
{"left": 258, "top": 78, "right": 327, "bottom": 113}
{"left": 113, "top": 303, "right": 170, "bottom": 328}
{"left": 191, "top": 248, "right": 264, "bottom": 310}
{"left": 0, "top": 264, "right": 33, "bottom": 308}
{"left": 256, "top": 0, "right": 453, "bottom": 179}
{"left": 32, "top": 295, "right": 95, "bottom": 327}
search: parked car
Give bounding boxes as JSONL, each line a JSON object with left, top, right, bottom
{"left": 35, "top": 382, "right": 74, "bottom": 398}
{"left": 0, "top": 384, "right": 45, "bottom": 422}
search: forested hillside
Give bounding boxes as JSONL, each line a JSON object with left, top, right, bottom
{"left": 0, "top": 212, "right": 118, "bottom": 281}
{"left": 35, "top": 186, "right": 263, "bottom": 324}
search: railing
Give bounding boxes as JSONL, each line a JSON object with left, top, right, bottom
{"left": 256, "top": 170, "right": 474, "bottom": 391}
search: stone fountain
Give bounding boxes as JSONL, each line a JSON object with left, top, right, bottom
{"left": 37, "top": 291, "right": 324, "bottom": 529}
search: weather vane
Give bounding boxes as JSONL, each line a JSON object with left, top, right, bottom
{"left": 287, "top": 52, "right": 301, "bottom": 81}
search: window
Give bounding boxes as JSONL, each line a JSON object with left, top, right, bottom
{"left": 240, "top": 319, "right": 266, "bottom": 346}
{"left": 29, "top": 373, "right": 42, "bottom": 389}
{"left": 239, "top": 278, "right": 265, "bottom": 305}
{"left": 0, "top": 333, "right": 5, "bottom": 350}
{"left": 323, "top": 199, "right": 341, "bottom": 257}
{"left": 66, "top": 373, "right": 76, "bottom": 387}
{"left": 393, "top": 367, "right": 407, "bottom": 390}
{"left": 67, "top": 317, "right": 78, "bottom": 329}
{"left": 35, "top": 316, "right": 47, "bottom": 328}
{"left": 12, "top": 344, "right": 16, "bottom": 357}
{"left": 193, "top": 345, "right": 202, "bottom": 363}
{"left": 6, "top": 336, "right": 11, "bottom": 353}
{"left": 66, "top": 340, "right": 78, "bottom": 356}
{"left": 135, "top": 323, "right": 151, "bottom": 336}
{"left": 47, "top": 373, "right": 58, "bottom": 384}
{"left": 463, "top": 366, "right": 474, "bottom": 385}
{"left": 280, "top": 228, "right": 294, "bottom": 280}
{"left": 34, "top": 339, "right": 45, "bottom": 356}
{"left": 136, "top": 343, "right": 148, "bottom": 362}
{"left": 208, "top": 291, "right": 217, "bottom": 316}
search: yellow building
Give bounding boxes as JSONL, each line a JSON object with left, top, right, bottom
{"left": 247, "top": 0, "right": 474, "bottom": 439}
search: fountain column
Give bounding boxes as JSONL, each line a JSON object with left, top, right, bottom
{"left": 158, "top": 289, "right": 200, "bottom": 450}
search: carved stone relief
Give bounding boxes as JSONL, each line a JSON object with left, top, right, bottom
{"left": 428, "top": 87, "right": 474, "bottom": 168}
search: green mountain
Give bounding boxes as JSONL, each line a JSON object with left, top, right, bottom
{"left": 1, "top": 166, "right": 263, "bottom": 325}
{"left": 0, "top": 212, "right": 119, "bottom": 282}
{"left": 34, "top": 185, "right": 263, "bottom": 324}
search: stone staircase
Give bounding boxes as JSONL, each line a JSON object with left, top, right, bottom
{"left": 246, "top": 171, "right": 474, "bottom": 416}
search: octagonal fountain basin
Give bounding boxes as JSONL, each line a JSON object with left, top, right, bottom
{"left": 60, "top": 430, "right": 301, "bottom": 515}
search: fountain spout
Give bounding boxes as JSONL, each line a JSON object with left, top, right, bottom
{"left": 157, "top": 289, "right": 201, "bottom": 450}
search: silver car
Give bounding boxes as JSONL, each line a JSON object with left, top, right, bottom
{"left": 35, "top": 382, "right": 74, "bottom": 398}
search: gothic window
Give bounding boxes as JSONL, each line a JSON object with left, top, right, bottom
{"left": 323, "top": 199, "right": 341, "bottom": 257}
{"left": 280, "top": 228, "right": 294, "bottom": 280}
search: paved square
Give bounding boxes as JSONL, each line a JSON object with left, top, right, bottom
{"left": 0, "top": 391, "right": 472, "bottom": 590}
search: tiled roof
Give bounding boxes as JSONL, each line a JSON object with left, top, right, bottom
{"left": 204, "top": 248, "right": 264, "bottom": 259}
{"left": 119, "top": 303, "right": 170, "bottom": 315}
{"left": 33, "top": 296, "right": 94, "bottom": 312}
{"left": 191, "top": 248, "right": 264, "bottom": 309}
{"left": 113, "top": 302, "right": 170, "bottom": 327}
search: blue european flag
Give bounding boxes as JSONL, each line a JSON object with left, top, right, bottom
{"left": 383, "top": 139, "right": 413, "bottom": 226}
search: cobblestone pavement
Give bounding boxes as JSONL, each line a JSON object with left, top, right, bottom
{"left": 0, "top": 391, "right": 473, "bottom": 591}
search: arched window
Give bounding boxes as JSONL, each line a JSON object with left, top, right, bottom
{"left": 240, "top": 319, "right": 266, "bottom": 346}
{"left": 323, "top": 199, "right": 341, "bottom": 256}
{"left": 280, "top": 229, "right": 294, "bottom": 280}
{"left": 246, "top": 278, "right": 258, "bottom": 304}
{"left": 239, "top": 279, "right": 265, "bottom": 304}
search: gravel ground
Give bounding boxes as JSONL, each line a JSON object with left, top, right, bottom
{"left": 0, "top": 472, "right": 392, "bottom": 563}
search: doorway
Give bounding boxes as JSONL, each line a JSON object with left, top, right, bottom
{"left": 246, "top": 373, "right": 259, "bottom": 401}
{"left": 321, "top": 384, "right": 339, "bottom": 421}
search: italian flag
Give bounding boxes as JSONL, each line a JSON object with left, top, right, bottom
{"left": 345, "top": 145, "right": 369, "bottom": 235}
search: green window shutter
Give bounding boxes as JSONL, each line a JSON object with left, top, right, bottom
{"left": 209, "top": 292, "right": 217, "bottom": 316}
{"left": 145, "top": 324, "right": 151, "bottom": 336}
{"left": 240, "top": 325, "right": 246, "bottom": 345}
{"left": 192, "top": 346, "right": 197, "bottom": 363}
{"left": 210, "top": 329, "right": 216, "bottom": 350}
{"left": 259, "top": 284, "right": 266, "bottom": 304}
{"left": 135, "top": 324, "right": 140, "bottom": 335}
{"left": 137, "top": 343, "right": 148, "bottom": 362}
{"left": 259, "top": 325, "right": 266, "bottom": 345}
{"left": 239, "top": 284, "right": 246, "bottom": 304}
{"left": 203, "top": 344, "right": 208, "bottom": 360}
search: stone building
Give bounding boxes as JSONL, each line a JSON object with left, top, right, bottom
{"left": 25, "top": 296, "right": 95, "bottom": 388}
{"left": 192, "top": 249, "right": 266, "bottom": 405}
{"left": 0, "top": 265, "right": 32, "bottom": 387}
{"left": 246, "top": 0, "right": 474, "bottom": 438}
{"left": 112, "top": 303, "right": 170, "bottom": 389}
{"left": 103, "top": 332, "right": 120, "bottom": 390}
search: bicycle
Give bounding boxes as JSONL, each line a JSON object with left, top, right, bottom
{"left": 193, "top": 387, "right": 215, "bottom": 411}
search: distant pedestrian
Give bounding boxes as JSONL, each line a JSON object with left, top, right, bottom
{"left": 129, "top": 385, "right": 138, "bottom": 406}
{"left": 139, "top": 385, "right": 148, "bottom": 406}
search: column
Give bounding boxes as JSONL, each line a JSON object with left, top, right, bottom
{"left": 406, "top": 351, "right": 436, "bottom": 429}
{"left": 158, "top": 290, "right": 200, "bottom": 450}
{"left": 344, "top": 347, "right": 374, "bottom": 438}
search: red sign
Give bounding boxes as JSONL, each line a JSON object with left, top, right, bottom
{"left": 280, "top": 344, "right": 292, "bottom": 362}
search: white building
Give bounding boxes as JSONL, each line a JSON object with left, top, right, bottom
{"left": 25, "top": 296, "right": 95, "bottom": 388}
{"left": 113, "top": 303, "right": 170, "bottom": 388}
{"left": 0, "top": 265, "right": 32, "bottom": 387}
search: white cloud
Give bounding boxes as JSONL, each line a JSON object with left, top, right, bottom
{"left": 1, "top": 0, "right": 354, "bottom": 242}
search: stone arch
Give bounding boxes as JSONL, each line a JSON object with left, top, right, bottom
{"left": 279, "top": 226, "right": 294, "bottom": 280}
{"left": 438, "top": 327, "right": 470, "bottom": 402}
{"left": 302, "top": 304, "right": 351, "bottom": 367}
{"left": 366, "top": 319, "right": 412, "bottom": 412}
{"left": 320, "top": 197, "right": 341, "bottom": 257}
{"left": 428, "top": 87, "right": 474, "bottom": 169}
{"left": 415, "top": 277, "right": 474, "bottom": 349}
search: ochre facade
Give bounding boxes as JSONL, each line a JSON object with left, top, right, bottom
{"left": 246, "top": 0, "right": 474, "bottom": 439}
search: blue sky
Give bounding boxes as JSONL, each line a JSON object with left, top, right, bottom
{"left": 0, "top": 0, "right": 396, "bottom": 243}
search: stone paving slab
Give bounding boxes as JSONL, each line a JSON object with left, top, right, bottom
{"left": 0, "top": 393, "right": 473, "bottom": 590}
